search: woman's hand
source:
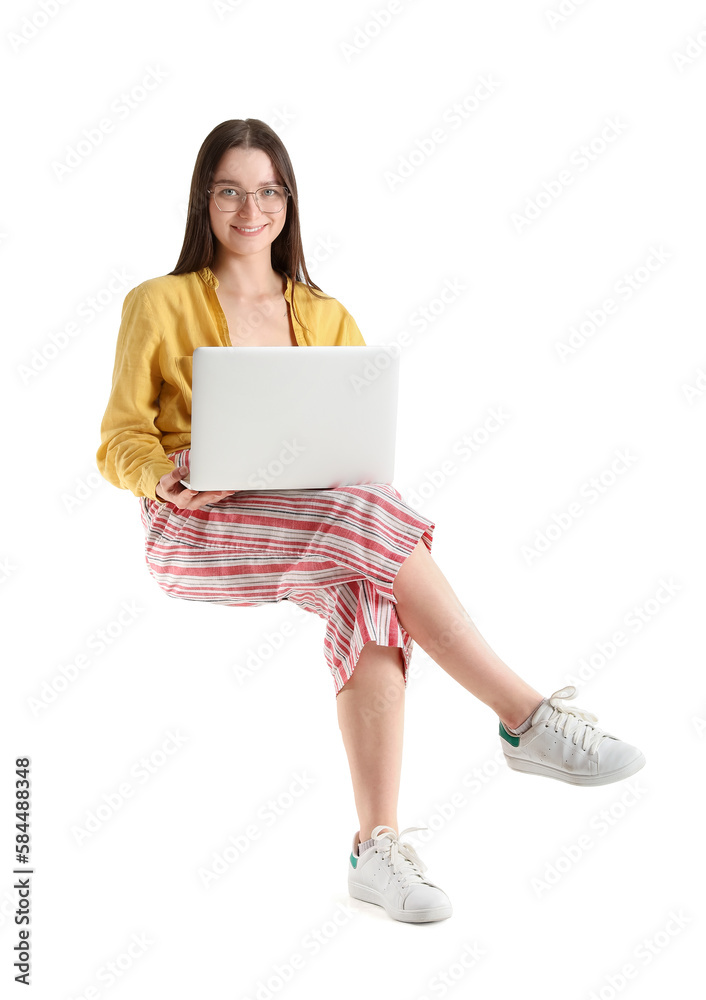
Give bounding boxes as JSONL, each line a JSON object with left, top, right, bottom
{"left": 155, "top": 465, "right": 238, "bottom": 510}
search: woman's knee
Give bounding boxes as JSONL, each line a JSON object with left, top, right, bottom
{"left": 340, "top": 642, "right": 406, "bottom": 695}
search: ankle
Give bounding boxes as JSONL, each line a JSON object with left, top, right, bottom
{"left": 358, "top": 824, "right": 398, "bottom": 843}
{"left": 502, "top": 695, "right": 545, "bottom": 732}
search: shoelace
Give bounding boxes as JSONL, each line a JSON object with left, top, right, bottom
{"left": 545, "top": 685, "right": 614, "bottom": 755}
{"left": 370, "top": 826, "right": 430, "bottom": 888}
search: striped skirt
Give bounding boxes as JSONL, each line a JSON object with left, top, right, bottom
{"left": 139, "top": 448, "right": 436, "bottom": 696}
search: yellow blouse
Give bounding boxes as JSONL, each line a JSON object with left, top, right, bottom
{"left": 96, "top": 266, "right": 366, "bottom": 504}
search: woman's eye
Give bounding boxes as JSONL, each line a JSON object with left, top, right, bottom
{"left": 220, "top": 188, "right": 240, "bottom": 198}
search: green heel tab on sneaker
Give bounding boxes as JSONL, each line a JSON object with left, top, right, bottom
{"left": 350, "top": 852, "right": 358, "bottom": 869}
{"left": 499, "top": 721, "right": 520, "bottom": 746}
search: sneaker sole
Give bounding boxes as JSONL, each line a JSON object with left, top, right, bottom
{"left": 503, "top": 751, "right": 646, "bottom": 786}
{"left": 348, "top": 882, "right": 453, "bottom": 922}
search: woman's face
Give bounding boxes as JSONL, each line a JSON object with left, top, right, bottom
{"left": 208, "top": 146, "right": 288, "bottom": 263}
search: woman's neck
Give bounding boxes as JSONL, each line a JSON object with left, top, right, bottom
{"left": 209, "top": 253, "right": 283, "bottom": 300}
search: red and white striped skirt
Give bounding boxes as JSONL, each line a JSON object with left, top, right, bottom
{"left": 139, "top": 448, "right": 435, "bottom": 696}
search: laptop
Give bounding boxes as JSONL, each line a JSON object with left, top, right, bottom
{"left": 179, "top": 345, "right": 399, "bottom": 491}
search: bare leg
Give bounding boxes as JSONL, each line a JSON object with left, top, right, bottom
{"left": 336, "top": 641, "right": 405, "bottom": 845}
{"left": 393, "top": 540, "right": 544, "bottom": 730}
{"left": 336, "top": 538, "right": 545, "bottom": 848}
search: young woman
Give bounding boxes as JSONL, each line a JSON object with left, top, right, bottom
{"left": 96, "top": 118, "right": 646, "bottom": 925}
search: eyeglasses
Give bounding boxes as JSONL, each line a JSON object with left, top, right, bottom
{"left": 207, "top": 184, "right": 290, "bottom": 214}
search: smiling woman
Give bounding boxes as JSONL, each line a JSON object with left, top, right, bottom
{"left": 95, "top": 117, "right": 645, "bottom": 927}
{"left": 170, "top": 120, "right": 322, "bottom": 332}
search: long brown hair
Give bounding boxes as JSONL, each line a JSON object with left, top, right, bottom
{"left": 170, "top": 119, "right": 331, "bottom": 332}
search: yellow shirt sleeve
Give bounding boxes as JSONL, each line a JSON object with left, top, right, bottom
{"left": 345, "top": 310, "right": 367, "bottom": 346}
{"left": 96, "top": 284, "right": 177, "bottom": 503}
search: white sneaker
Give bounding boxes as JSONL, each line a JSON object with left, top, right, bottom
{"left": 348, "top": 825, "right": 452, "bottom": 923}
{"left": 500, "top": 685, "right": 646, "bottom": 786}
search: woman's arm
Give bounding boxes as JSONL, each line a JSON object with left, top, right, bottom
{"left": 345, "top": 310, "right": 367, "bottom": 346}
{"left": 96, "top": 284, "right": 177, "bottom": 504}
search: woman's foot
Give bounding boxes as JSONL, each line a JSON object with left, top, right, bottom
{"left": 499, "top": 685, "right": 646, "bottom": 786}
{"left": 348, "top": 825, "right": 452, "bottom": 922}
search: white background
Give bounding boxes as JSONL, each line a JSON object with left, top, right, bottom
{"left": 2, "top": 0, "right": 705, "bottom": 997}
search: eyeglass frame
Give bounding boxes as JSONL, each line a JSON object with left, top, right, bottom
{"left": 207, "top": 183, "right": 291, "bottom": 214}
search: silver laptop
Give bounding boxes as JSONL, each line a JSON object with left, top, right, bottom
{"left": 179, "top": 346, "right": 399, "bottom": 491}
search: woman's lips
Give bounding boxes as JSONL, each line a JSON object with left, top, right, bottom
{"left": 231, "top": 224, "right": 266, "bottom": 236}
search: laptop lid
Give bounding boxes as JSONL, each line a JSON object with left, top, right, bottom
{"left": 182, "top": 346, "right": 399, "bottom": 491}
